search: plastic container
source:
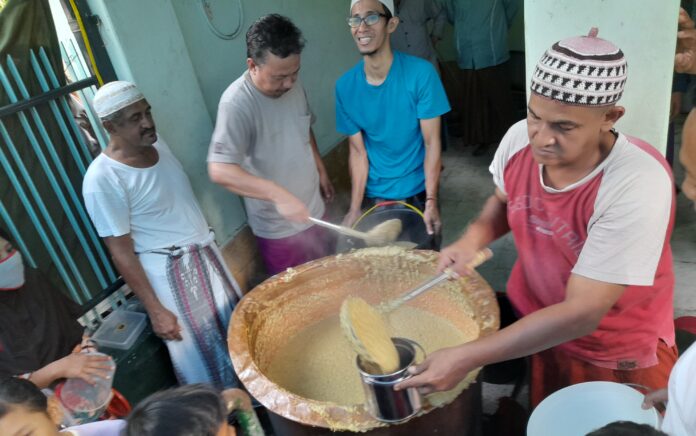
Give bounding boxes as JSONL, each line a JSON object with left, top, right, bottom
{"left": 92, "top": 309, "right": 147, "bottom": 350}
{"left": 56, "top": 352, "right": 116, "bottom": 425}
{"left": 527, "top": 381, "right": 661, "bottom": 436}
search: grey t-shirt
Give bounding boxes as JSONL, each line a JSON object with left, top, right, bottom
{"left": 208, "top": 73, "right": 325, "bottom": 239}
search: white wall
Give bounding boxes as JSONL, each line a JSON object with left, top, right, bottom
{"left": 525, "top": 0, "right": 680, "bottom": 153}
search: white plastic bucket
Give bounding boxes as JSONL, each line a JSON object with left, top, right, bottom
{"left": 527, "top": 381, "right": 661, "bottom": 436}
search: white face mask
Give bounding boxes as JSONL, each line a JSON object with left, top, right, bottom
{"left": 0, "top": 250, "right": 25, "bottom": 290}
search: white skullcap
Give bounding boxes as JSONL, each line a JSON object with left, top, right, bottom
{"left": 350, "top": 0, "right": 394, "bottom": 16}
{"left": 93, "top": 80, "right": 145, "bottom": 118}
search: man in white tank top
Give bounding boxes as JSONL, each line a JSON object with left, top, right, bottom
{"left": 82, "top": 81, "right": 242, "bottom": 389}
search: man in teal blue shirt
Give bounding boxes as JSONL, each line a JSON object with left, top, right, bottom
{"left": 442, "top": 0, "right": 519, "bottom": 154}
{"left": 336, "top": 0, "right": 450, "bottom": 237}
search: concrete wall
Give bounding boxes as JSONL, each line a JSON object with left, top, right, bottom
{"left": 525, "top": 0, "right": 680, "bottom": 153}
{"left": 84, "top": 0, "right": 360, "bottom": 245}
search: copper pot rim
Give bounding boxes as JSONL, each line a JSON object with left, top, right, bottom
{"left": 228, "top": 248, "right": 499, "bottom": 431}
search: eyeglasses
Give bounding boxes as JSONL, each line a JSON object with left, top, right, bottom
{"left": 347, "top": 13, "right": 387, "bottom": 28}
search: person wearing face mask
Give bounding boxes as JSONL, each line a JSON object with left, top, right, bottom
{"left": 0, "top": 229, "right": 113, "bottom": 389}
{"left": 82, "top": 81, "right": 243, "bottom": 389}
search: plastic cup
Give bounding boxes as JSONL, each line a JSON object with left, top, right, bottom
{"left": 57, "top": 352, "right": 116, "bottom": 424}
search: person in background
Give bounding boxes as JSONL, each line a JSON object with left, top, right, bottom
{"left": 0, "top": 229, "right": 113, "bottom": 389}
{"left": 441, "top": 0, "right": 520, "bottom": 156}
{"left": 0, "top": 376, "right": 125, "bottom": 436}
{"left": 641, "top": 344, "right": 696, "bottom": 436}
{"left": 390, "top": 0, "right": 446, "bottom": 70}
{"left": 82, "top": 81, "right": 242, "bottom": 389}
{"left": 208, "top": 14, "right": 334, "bottom": 276}
{"left": 668, "top": 73, "right": 689, "bottom": 169}
{"left": 125, "top": 384, "right": 262, "bottom": 436}
{"left": 585, "top": 421, "right": 667, "bottom": 436}
{"left": 337, "top": 0, "right": 450, "bottom": 240}
{"left": 397, "top": 30, "right": 677, "bottom": 409}
{"left": 676, "top": 7, "right": 696, "bottom": 205}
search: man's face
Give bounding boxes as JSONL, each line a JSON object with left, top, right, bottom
{"left": 104, "top": 99, "right": 157, "bottom": 147}
{"left": 248, "top": 52, "right": 301, "bottom": 98}
{"left": 526, "top": 93, "right": 620, "bottom": 167}
{"left": 350, "top": 0, "right": 395, "bottom": 56}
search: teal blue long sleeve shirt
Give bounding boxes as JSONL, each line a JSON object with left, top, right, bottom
{"left": 442, "top": 0, "right": 520, "bottom": 70}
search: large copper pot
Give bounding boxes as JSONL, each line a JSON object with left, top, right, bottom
{"left": 228, "top": 247, "right": 499, "bottom": 433}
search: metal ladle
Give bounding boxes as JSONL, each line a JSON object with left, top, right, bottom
{"left": 379, "top": 248, "right": 493, "bottom": 313}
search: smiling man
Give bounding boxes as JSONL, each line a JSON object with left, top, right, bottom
{"left": 336, "top": 0, "right": 450, "bottom": 242}
{"left": 397, "top": 29, "right": 677, "bottom": 407}
{"left": 208, "top": 14, "right": 334, "bottom": 275}
{"left": 83, "top": 81, "right": 243, "bottom": 389}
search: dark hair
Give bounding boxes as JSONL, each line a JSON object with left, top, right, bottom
{"left": 246, "top": 14, "right": 305, "bottom": 64}
{"left": 350, "top": 1, "right": 393, "bottom": 20}
{"left": 125, "top": 384, "right": 226, "bottom": 436}
{"left": 586, "top": 421, "right": 667, "bottom": 436}
{"left": 0, "top": 227, "right": 12, "bottom": 244}
{"left": 0, "top": 377, "right": 48, "bottom": 419}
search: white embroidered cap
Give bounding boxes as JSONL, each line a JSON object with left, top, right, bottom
{"left": 93, "top": 80, "right": 145, "bottom": 118}
{"left": 350, "top": 0, "right": 394, "bottom": 16}
{"left": 530, "top": 28, "right": 627, "bottom": 106}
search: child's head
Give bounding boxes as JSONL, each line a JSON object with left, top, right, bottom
{"left": 0, "top": 376, "right": 58, "bottom": 436}
{"left": 125, "top": 384, "right": 235, "bottom": 436}
{"left": 586, "top": 421, "right": 667, "bottom": 436}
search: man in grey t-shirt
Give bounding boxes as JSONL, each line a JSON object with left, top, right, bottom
{"left": 208, "top": 14, "right": 334, "bottom": 275}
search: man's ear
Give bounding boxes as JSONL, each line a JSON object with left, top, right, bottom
{"left": 102, "top": 120, "right": 116, "bottom": 135}
{"left": 387, "top": 16, "right": 400, "bottom": 33}
{"left": 601, "top": 105, "right": 625, "bottom": 132}
{"left": 247, "top": 57, "right": 257, "bottom": 73}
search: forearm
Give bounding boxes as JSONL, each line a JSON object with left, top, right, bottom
{"left": 423, "top": 137, "right": 441, "bottom": 202}
{"left": 461, "top": 300, "right": 602, "bottom": 368}
{"left": 111, "top": 250, "right": 162, "bottom": 312}
{"left": 458, "top": 193, "right": 510, "bottom": 249}
{"left": 348, "top": 142, "right": 368, "bottom": 212}
{"left": 310, "top": 130, "right": 329, "bottom": 177}
{"left": 28, "top": 362, "right": 63, "bottom": 389}
{"left": 208, "top": 162, "right": 291, "bottom": 204}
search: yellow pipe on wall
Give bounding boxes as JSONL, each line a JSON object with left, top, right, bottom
{"left": 67, "top": 0, "right": 103, "bottom": 86}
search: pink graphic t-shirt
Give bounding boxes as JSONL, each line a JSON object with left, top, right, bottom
{"left": 491, "top": 120, "right": 675, "bottom": 369}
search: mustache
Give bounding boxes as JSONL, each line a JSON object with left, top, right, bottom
{"left": 141, "top": 128, "right": 156, "bottom": 136}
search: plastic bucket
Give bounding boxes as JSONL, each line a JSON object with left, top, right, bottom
{"left": 527, "top": 381, "right": 661, "bottom": 436}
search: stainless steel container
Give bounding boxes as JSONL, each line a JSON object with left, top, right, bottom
{"left": 356, "top": 338, "right": 424, "bottom": 423}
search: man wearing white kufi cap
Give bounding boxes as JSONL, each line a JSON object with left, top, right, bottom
{"left": 83, "top": 81, "right": 243, "bottom": 389}
{"left": 398, "top": 29, "right": 677, "bottom": 407}
{"left": 337, "top": 0, "right": 450, "bottom": 242}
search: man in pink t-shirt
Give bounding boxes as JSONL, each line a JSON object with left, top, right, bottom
{"left": 397, "top": 28, "right": 677, "bottom": 405}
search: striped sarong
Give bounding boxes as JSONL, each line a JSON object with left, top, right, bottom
{"left": 139, "top": 233, "right": 242, "bottom": 389}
